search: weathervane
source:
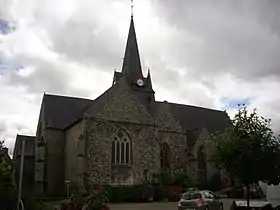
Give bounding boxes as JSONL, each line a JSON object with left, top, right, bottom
{"left": 131, "top": 0, "right": 134, "bottom": 17}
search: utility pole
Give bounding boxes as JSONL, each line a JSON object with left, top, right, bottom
{"left": 17, "top": 139, "right": 25, "bottom": 210}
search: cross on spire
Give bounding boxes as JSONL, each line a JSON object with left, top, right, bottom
{"left": 131, "top": 0, "right": 134, "bottom": 17}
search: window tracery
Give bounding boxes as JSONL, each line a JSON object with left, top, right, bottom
{"left": 112, "top": 130, "right": 131, "bottom": 164}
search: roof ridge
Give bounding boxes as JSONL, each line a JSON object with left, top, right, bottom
{"left": 16, "top": 134, "right": 35, "bottom": 138}
{"left": 82, "top": 85, "right": 115, "bottom": 115}
{"left": 44, "top": 93, "right": 93, "bottom": 101}
{"left": 156, "top": 101, "right": 226, "bottom": 113}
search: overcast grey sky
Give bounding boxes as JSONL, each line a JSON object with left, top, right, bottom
{"left": 1, "top": 0, "right": 280, "bottom": 153}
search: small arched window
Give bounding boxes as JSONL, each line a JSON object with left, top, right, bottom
{"left": 112, "top": 130, "right": 131, "bottom": 164}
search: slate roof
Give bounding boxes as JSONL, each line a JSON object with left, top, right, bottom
{"left": 40, "top": 93, "right": 231, "bottom": 135}
{"left": 43, "top": 94, "right": 93, "bottom": 129}
{"left": 186, "top": 128, "right": 204, "bottom": 149}
{"left": 13, "top": 135, "right": 36, "bottom": 158}
{"left": 166, "top": 102, "right": 232, "bottom": 133}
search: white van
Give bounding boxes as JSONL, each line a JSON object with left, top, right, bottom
{"left": 259, "top": 182, "right": 280, "bottom": 209}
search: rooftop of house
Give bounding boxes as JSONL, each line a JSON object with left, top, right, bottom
{"left": 13, "top": 134, "right": 36, "bottom": 158}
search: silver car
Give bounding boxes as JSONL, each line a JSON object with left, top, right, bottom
{"left": 178, "top": 190, "right": 223, "bottom": 210}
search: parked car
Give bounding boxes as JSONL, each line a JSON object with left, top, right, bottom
{"left": 178, "top": 190, "right": 223, "bottom": 210}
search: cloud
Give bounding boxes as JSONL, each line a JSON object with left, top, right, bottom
{"left": 0, "top": 0, "right": 280, "bottom": 154}
{"left": 0, "top": 19, "right": 16, "bottom": 35}
{"left": 0, "top": 85, "right": 40, "bottom": 155}
{"left": 220, "top": 97, "right": 252, "bottom": 110}
{"left": 151, "top": 0, "right": 280, "bottom": 80}
{"left": 149, "top": 0, "right": 280, "bottom": 133}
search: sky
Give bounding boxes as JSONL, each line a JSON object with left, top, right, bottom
{"left": 0, "top": 0, "right": 280, "bottom": 154}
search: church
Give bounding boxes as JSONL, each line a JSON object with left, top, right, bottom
{"left": 13, "top": 16, "right": 231, "bottom": 197}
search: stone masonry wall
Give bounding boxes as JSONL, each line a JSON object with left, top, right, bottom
{"left": 45, "top": 129, "right": 65, "bottom": 196}
{"left": 84, "top": 118, "right": 156, "bottom": 188}
{"left": 154, "top": 101, "right": 187, "bottom": 173}
{"left": 157, "top": 130, "right": 187, "bottom": 173}
{"left": 65, "top": 121, "right": 83, "bottom": 183}
{"left": 34, "top": 100, "right": 47, "bottom": 196}
{"left": 81, "top": 77, "right": 188, "bottom": 190}
{"left": 85, "top": 77, "right": 154, "bottom": 125}
{"left": 83, "top": 117, "right": 187, "bottom": 190}
{"left": 192, "top": 128, "right": 220, "bottom": 182}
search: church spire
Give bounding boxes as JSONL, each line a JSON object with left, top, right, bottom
{"left": 121, "top": 16, "right": 143, "bottom": 85}
{"left": 147, "top": 69, "right": 153, "bottom": 90}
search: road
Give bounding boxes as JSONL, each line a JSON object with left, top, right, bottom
{"left": 109, "top": 198, "right": 234, "bottom": 210}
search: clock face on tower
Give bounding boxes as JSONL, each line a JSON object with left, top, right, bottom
{"left": 136, "top": 78, "right": 144, "bottom": 87}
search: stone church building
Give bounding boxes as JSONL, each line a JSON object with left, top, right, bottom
{"left": 13, "top": 16, "right": 231, "bottom": 197}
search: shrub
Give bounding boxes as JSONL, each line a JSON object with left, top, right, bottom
{"left": 152, "top": 169, "right": 199, "bottom": 201}
{"left": 136, "top": 183, "right": 153, "bottom": 202}
{"left": 173, "top": 169, "right": 198, "bottom": 190}
{"left": 104, "top": 184, "right": 155, "bottom": 203}
{"left": 208, "top": 173, "right": 223, "bottom": 191}
{"left": 154, "top": 169, "right": 173, "bottom": 187}
{"left": 0, "top": 158, "right": 17, "bottom": 209}
{"left": 152, "top": 184, "right": 166, "bottom": 201}
{"left": 105, "top": 185, "right": 136, "bottom": 202}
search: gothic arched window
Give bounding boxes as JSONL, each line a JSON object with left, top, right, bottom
{"left": 197, "top": 145, "right": 207, "bottom": 182}
{"left": 160, "top": 142, "right": 171, "bottom": 169}
{"left": 197, "top": 146, "right": 206, "bottom": 169}
{"left": 112, "top": 130, "right": 131, "bottom": 164}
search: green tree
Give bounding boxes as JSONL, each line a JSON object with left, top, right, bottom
{"left": 156, "top": 169, "right": 173, "bottom": 187}
{"left": 173, "top": 169, "right": 198, "bottom": 189}
{"left": 0, "top": 140, "right": 4, "bottom": 149}
{"left": 212, "top": 106, "right": 280, "bottom": 207}
{"left": 0, "top": 141, "right": 17, "bottom": 209}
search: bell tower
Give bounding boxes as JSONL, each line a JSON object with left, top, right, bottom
{"left": 112, "top": 14, "right": 155, "bottom": 105}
